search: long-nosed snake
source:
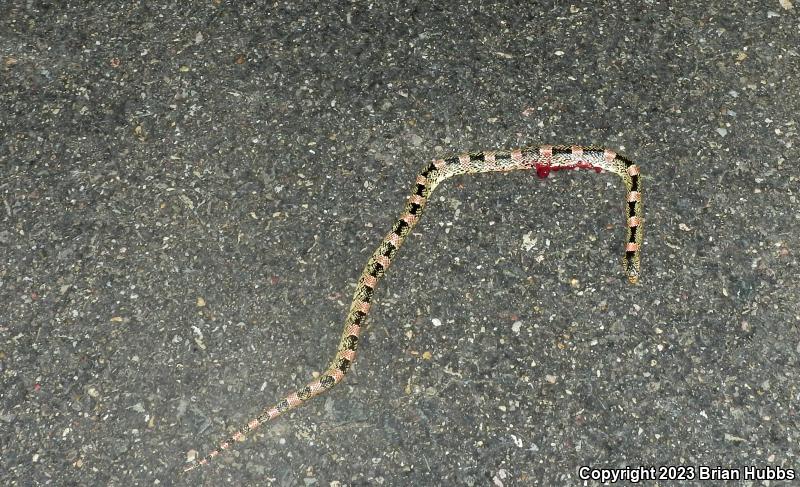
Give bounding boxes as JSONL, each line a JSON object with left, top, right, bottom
{"left": 183, "top": 145, "right": 643, "bottom": 473}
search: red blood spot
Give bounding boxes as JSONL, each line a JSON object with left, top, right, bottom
{"left": 34, "top": 383, "right": 41, "bottom": 392}
{"left": 536, "top": 165, "right": 550, "bottom": 179}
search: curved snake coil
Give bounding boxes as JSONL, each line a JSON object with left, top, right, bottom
{"left": 183, "top": 145, "right": 643, "bottom": 473}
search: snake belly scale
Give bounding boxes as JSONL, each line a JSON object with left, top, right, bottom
{"left": 183, "top": 145, "right": 643, "bottom": 473}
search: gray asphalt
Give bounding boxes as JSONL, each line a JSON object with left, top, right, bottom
{"left": 1, "top": 1, "right": 798, "bottom": 486}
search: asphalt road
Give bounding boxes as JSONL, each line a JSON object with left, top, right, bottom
{"left": 1, "top": 1, "right": 798, "bottom": 486}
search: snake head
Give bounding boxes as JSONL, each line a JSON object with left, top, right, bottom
{"left": 623, "top": 252, "right": 640, "bottom": 284}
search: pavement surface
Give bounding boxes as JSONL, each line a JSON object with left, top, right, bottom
{"left": 1, "top": 1, "right": 799, "bottom": 486}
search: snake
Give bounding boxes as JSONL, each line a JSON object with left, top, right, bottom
{"left": 182, "top": 145, "right": 643, "bottom": 473}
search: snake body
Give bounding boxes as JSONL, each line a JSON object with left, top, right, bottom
{"left": 183, "top": 145, "right": 643, "bottom": 472}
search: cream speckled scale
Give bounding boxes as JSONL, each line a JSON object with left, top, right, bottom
{"left": 182, "top": 145, "right": 643, "bottom": 473}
